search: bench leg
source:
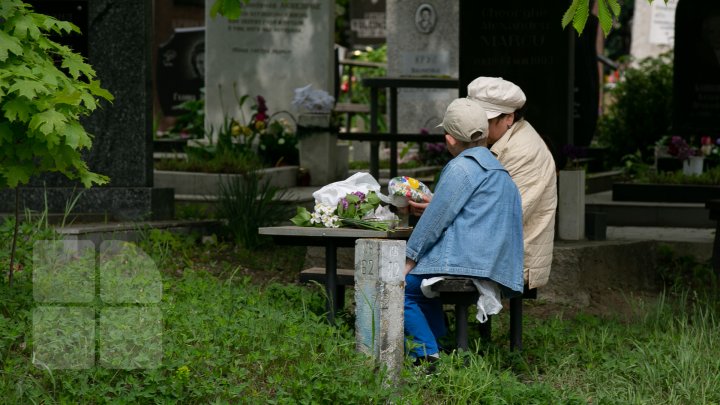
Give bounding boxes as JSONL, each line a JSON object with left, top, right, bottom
{"left": 509, "top": 296, "right": 522, "bottom": 351}
{"left": 336, "top": 285, "right": 345, "bottom": 311}
{"left": 455, "top": 304, "right": 469, "bottom": 351}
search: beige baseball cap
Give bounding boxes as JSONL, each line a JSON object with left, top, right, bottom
{"left": 436, "top": 98, "right": 488, "bottom": 143}
{"left": 467, "top": 77, "right": 526, "bottom": 119}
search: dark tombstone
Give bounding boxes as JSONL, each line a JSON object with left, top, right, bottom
{"left": 574, "top": 17, "right": 600, "bottom": 148}
{"left": 1, "top": 0, "right": 174, "bottom": 220}
{"left": 349, "top": 0, "right": 386, "bottom": 49}
{"left": 459, "top": 1, "right": 575, "bottom": 166}
{"left": 672, "top": 0, "right": 720, "bottom": 137}
{"left": 157, "top": 27, "right": 205, "bottom": 117}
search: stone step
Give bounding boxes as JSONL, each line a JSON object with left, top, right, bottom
{"left": 586, "top": 191, "right": 713, "bottom": 228}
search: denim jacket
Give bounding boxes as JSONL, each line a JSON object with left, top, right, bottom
{"left": 406, "top": 147, "right": 524, "bottom": 294}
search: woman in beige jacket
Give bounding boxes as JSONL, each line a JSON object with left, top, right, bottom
{"left": 467, "top": 77, "right": 557, "bottom": 289}
{"left": 409, "top": 77, "right": 557, "bottom": 289}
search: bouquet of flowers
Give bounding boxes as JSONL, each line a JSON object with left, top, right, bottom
{"left": 290, "top": 190, "right": 399, "bottom": 231}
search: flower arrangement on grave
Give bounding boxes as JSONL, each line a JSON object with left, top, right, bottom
{"left": 291, "top": 190, "right": 398, "bottom": 231}
{"left": 290, "top": 173, "right": 400, "bottom": 231}
{"left": 665, "top": 135, "right": 702, "bottom": 161}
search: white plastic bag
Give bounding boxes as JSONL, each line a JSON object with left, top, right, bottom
{"left": 312, "top": 172, "right": 391, "bottom": 207}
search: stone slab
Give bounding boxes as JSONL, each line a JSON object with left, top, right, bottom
{"left": 205, "top": 0, "right": 334, "bottom": 133}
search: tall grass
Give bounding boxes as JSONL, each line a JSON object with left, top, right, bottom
{"left": 1, "top": 225, "right": 719, "bottom": 403}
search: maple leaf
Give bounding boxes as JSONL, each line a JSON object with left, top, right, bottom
{"left": 9, "top": 78, "right": 48, "bottom": 99}
{"left": 2, "top": 164, "right": 34, "bottom": 188}
{"left": 0, "top": 30, "right": 23, "bottom": 61}
{"left": 60, "top": 51, "right": 93, "bottom": 80}
{"left": 3, "top": 97, "right": 33, "bottom": 123}
{"left": 29, "top": 108, "right": 66, "bottom": 135}
{"left": 63, "top": 121, "right": 91, "bottom": 149}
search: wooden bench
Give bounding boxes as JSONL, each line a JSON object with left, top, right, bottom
{"left": 430, "top": 278, "right": 536, "bottom": 352}
{"left": 299, "top": 268, "right": 535, "bottom": 351}
{"left": 299, "top": 267, "right": 355, "bottom": 310}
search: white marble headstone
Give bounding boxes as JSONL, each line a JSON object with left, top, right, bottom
{"left": 387, "top": 1, "right": 459, "bottom": 134}
{"left": 205, "top": 1, "right": 334, "bottom": 132}
{"left": 630, "top": 0, "right": 678, "bottom": 62}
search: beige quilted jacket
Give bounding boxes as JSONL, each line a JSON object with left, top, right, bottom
{"left": 490, "top": 120, "right": 557, "bottom": 289}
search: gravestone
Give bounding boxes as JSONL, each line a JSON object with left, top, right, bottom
{"left": 349, "top": 0, "right": 386, "bottom": 49}
{"left": 157, "top": 27, "right": 205, "bottom": 117}
{"left": 204, "top": 0, "right": 335, "bottom": 133}
{"left": 630, "top": 0, "right": 678, "bottom": 61}
{"left": 1, "top": 0, "right": 174, "bottom": 220}
{"left": 386, "top": 1, "right": 459, "bottom": 134}
{"left": 459, "top": 1, "right": 575, "bottom": 162}
{"left": 672, "top": 1, "right": 720, "bottom": 137}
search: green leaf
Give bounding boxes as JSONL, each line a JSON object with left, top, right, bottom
{"left": 608, "top": 0, "right": 621, "bottom": 17}
{"left": 8, "top": 78, "right": 48, "bottom": 99}
{"left": 0, "top": 30, "right": 23, "bottom": 61}
{"left": 60, "top": 52, "right": 93, "bottom": 79}
{"left": 210, "top": 0, "right": 244, "bottom": 20}
{"left": 63, "top": 121, "right": 91, "bottom": 149}
{"left": 0, "top": 123, "right": 13, "bottom": 146}
{"left": 4, "top": 97, "right": 33, "bottom": 122}
{"left": 2, "top": 164, "right": 34, "bottom": 188}
{"left": 290, "top": 207, "right": 312, "bottom": 226}
{"left": 86, "top": 80, "right": 113, "bottom": 102}
{"left": 573, "top": 0, "right": 590, "bottom": 35}
{"left": 561, "top": 0, "right": 579, "bottom": 28}
{"left": 597, "top": 0, "right": 613, "bottom": 37}
{"left": 30, "top": 108, "right": 67, "bottom": 135}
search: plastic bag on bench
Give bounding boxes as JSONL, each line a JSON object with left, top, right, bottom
{"left": 419, "top": 277, "right": 502, "bottom": 323}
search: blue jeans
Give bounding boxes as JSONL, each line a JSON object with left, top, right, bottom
{"left": 404, "top": 273, "right": 447, "bottom": 358}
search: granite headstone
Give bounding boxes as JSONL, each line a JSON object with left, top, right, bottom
{"left": 672, "top": 0, "right": 720, "bottom": 136}
{"left": 204, "top": 0, "right": 334, "bottom": 133}
{"left": 386, "top": 1, "right": 459, "bottom": 134}
{"left": 630, "top": 0, "right": 678, "bottom": 61}
{"left": 1, "top": 0, "right": 173, "bottom": 220}
{"left": 349, "top": 0, "right": 386, "bottom": 49}
{"left": 459, "top": 0, "right": 574, "bottom": 163}
{"left": 157, "top": 27, "right": 205, "bottom": 116}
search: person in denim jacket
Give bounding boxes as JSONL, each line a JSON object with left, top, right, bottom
{"left": 404, "top": 98, "right": 524, "bottom": 363}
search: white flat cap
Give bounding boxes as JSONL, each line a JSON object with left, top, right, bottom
{"left": 467, "top": 77, "right": 526, "bottom": 119}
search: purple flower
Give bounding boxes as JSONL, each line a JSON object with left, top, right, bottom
{"left": 340, "top": 198, "right": 349, "bottom": 210}
{"left": 351, "top": 191, "right": 366, "bottom": 201}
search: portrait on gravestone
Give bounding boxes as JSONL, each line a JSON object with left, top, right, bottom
{"left": 157, "top": 27, "right": 205, "bottom": 116}
{"left": 415, "top": 4, "right": 436, "bottom": 34}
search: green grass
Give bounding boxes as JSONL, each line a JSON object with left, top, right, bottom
{"left": 1, "top": 224, "right": 719, "bottom": 403}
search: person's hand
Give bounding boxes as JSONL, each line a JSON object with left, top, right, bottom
{"left": 404, "top": 258, "right": 416, "bottom": 276}
{"left": 408, "top": 195, "right": 432, "bottom": 216}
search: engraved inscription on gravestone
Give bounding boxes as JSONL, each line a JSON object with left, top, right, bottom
{"left": 349, "top": 0, "right": 386, "bottom": 48}
{"left": 460, "top": 1, "right": 573, "bottom": 156}
{"left": 205, "top": 0, "right": 334, "bottom": 131}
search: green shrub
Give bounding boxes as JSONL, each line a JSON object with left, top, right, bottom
{"left": 597, "top": 52, "right": 673, "bottom": 164}
{"left": 216, "top": 170, "right": 294, "bottom": 249}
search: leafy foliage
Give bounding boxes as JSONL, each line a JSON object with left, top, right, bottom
{"left": 562, "top": 0, "right": 661, "bottom": 36}
{"left": 0, "top": 0, "right": 113, "bottom": 189}
{"left": 596, "top": 52, "right": 673, "bottom": 165}
{"left": 216, "top": 170, "right": 294, "bottom": 249}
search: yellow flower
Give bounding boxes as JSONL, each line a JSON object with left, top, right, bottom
{"left": 255, "top": 120, "right": 265, "bottom": 131}
{"left": 408, "top": 177, "right": 419, "bottom": 189}
{"left": 231, "top": 124, "right": 241, "bottom": 137}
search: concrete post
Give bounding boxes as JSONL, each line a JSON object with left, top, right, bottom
{"left": 558, "top": 169, "right": 586, "bottom": 240}
{"left": 354, "top": 239, "right": 405, "bottom": 379}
